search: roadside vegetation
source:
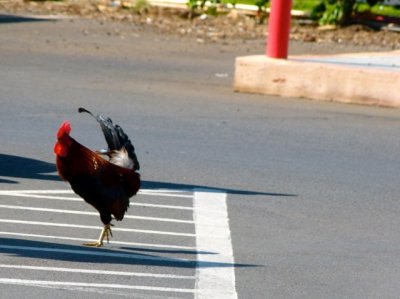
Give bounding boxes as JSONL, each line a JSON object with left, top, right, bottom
{"left": 188, "top": 0, "right": 400, "bottom": 26}
{"left": 23, "top": 0, "right": 400, "bottom": 27}
{"left": 7, "top": 0, "right": 400, "bottom": 47}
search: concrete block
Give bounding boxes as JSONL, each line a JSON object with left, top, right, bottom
{"left": 234, "top": 53, "right": 400, "bottom": 107}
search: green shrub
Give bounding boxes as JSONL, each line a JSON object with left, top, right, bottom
{"left": 311, "top": 0, "right": 385, "bottom": 25}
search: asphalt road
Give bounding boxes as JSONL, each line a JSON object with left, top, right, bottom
{"left": 1, "top": 15, "right": 400, "bottom": 299}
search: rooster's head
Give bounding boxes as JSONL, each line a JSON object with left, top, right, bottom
{"left": 54, "top": 121, "right": 72, "bottom": 157}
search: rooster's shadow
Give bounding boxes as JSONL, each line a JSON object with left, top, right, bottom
{"left": 0, "top": 237, "right": 256, "bottom": 269}
{"left": 142, "top": 181, "right": 296, "bottom": 197}
{"left": 0, "top": 154, "right": 296, "bottom": 197}
{"left": 0, "top": 14, "right": 56, "bottom": 24}
{"left": 0, "top": 154, "right": 59, "bottom": 184}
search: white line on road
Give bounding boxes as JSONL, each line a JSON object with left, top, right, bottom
{"left": 0, "top": 189, "right": 191, "bottom": 194}
{"left": 0, "top": 191, "right": 193, "bottom": 210}
{"left": 0, "top": 193, "right": 81, "bottom": 201}
{"left": 0, "top": 231, "right": 196, "bottom": 250}
{"left": 0, "top": 189, "right": 193, "bottom": 198}
{"left": 0, "top": 219, "right": 195, "bottom": 237}
{"left": 140, "top": 190, "right": 193, "bottom": 198}
{"left": 131, "top": 202, "right": 193, "bottom": 210}
{"left": 0, "top": 192, "right": 193, "bottom": 210}
{"left": 0, "top": 278, "right": 196, "bottom": 293}
{"left": 0, "top": 188, "right": 237, "bottom": 297}
{"left": 194, "top": 189, "right": 237, "bottom": 299}
{"left": 0, "top": 264, "right": 195, "bottom": 280}
{"left": 0, "top": 204, "right": 194, "bottom": 224}
{"left": 0, "top": 190, "right": 74, "bottom": 194}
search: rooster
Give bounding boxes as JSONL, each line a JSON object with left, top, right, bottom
{"left": 54, "top": 108, "right": 140, "bottom": 247}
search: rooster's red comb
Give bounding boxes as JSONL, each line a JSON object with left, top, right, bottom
{"left": 57, "top": 121, "right": 71, "bottom": 138}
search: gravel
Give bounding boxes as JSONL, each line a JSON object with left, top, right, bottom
{"left": 1, "top": 0, "right": 400, "bottom": 53}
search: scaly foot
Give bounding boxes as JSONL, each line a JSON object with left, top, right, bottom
{"left": 83, "top": 224, "right": 113, "bottom": 247}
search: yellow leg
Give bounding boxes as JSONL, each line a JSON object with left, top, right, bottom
{"left": 83, "top": 224, "right": 113, "bottom": 247}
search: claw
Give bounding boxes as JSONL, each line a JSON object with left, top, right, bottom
{"left": 83, "top": 224, "right": 113, "bottom": 247}
{"left": 83, "top": 241, "right": 103, "bottom": 247}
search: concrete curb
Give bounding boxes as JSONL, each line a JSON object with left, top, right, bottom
{"left": 234, "top": 51, "right": 400, "bottom": 108}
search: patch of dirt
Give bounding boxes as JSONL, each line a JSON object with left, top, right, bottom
{"left": 1, "top": 0, "right": 400, "bottom": 51}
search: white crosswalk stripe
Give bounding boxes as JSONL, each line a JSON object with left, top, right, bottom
{"left": 0, "top": 188, "right": 237, "bottom": 298}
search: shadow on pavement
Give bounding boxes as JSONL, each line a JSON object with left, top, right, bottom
{"left": 142, "top": 180, "right": 297, "bottom": 197}
{"left": 0, "top": 14, "right": 55, "bottom": 24}
{"left": 0, "top": 154, "right": 296, "bottom": 197}
{"left": 0, "top": 238, "right": 257, "bottom": 269}
{"left": 119, "top": 246, "right": 216, "bottom": 255}
{"left": 0, "top": 154, "right": 59, "bottom": 183}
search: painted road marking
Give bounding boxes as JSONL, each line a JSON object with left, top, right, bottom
{"left": 0, "top": 231, "right": 196, "bottom": 250}
{"left": 194, "top": 189, "right": 238, "bottom": 299}
{"left": 0, "top": 279, "right": 196, "bottom": 294}
{"left": 0, "top": 189, "right": 237, "bottom": 298}
{"left": 0, "top": 189, "right": 193, "bottom": 198}
{"left": 0, "top": 219, "right": 195, "bottom": 237}
{"left": 140, "top": 191, "right": 193, "bottom": 198}
{"left": 0, "top": 204, "right": 194, "bottom": 224}
{"left": 0, "top": 193, "right": 82, "bottom": 201}
{"left": 131, "top": 202, "right": 193, "bottom": 210}
{"left": 0, "top": 264, "right": 195, "bottom": 280}
{"left": 0, "top": 191, "right": 193, "bottom": 210}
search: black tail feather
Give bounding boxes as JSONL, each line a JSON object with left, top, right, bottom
{"left": 78, "top": 107, "right": 140, "bottom": 171}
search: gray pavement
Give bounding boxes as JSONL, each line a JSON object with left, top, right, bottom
{"left": 1, "top": 16, "right": 400, "bottom": 299}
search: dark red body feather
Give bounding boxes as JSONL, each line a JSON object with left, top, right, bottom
{"left": 55, "top": 135, "right": 140, "bottom": 225}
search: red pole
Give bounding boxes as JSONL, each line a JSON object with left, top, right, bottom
{"left": 267, "top": 0, "right": 292, "bottom": 59}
